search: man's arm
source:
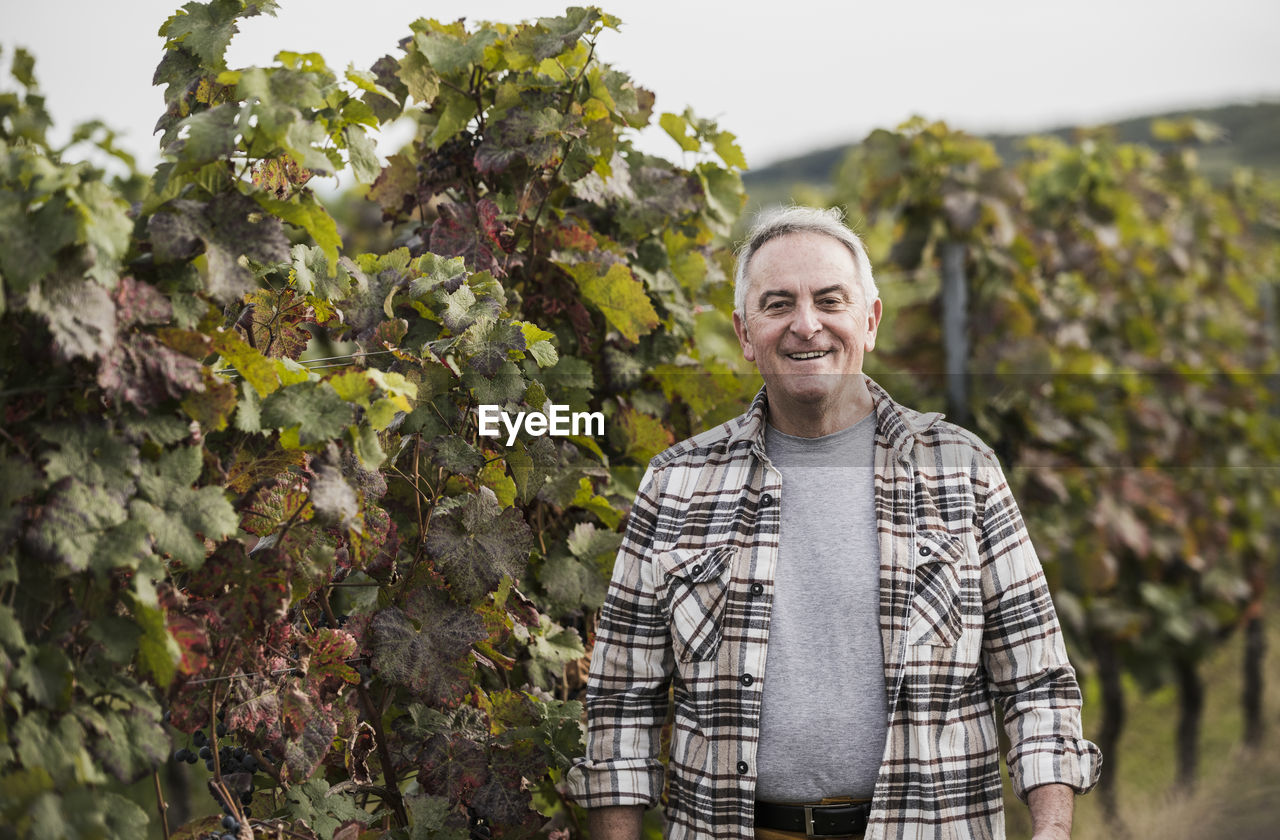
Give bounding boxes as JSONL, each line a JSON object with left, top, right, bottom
{"left": 587, "top": 804, "right": 645, "bottom": 840}
{"left": 974, "top": 456, "right": 1102, "bottom": 805}
{"left": 1028, "top": 783, "right": 1074, "bottom": 840}
{"left": 563, "top": 466, "right": 673, "bottom": 818}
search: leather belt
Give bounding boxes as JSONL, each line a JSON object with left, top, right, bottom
{"left": 754, "top": 801, "right": 871, "bottom": 837}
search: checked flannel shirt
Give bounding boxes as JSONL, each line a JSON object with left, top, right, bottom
{"left": 566, "top": 378, "right": 1101, "bottom": 840}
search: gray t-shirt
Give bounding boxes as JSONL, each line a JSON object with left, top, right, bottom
{"left": 754, "top": 411, "right": 889, "bottom": 802}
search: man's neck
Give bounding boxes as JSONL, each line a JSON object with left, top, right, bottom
{"left": 766, "top": 384, "right": 875, "bottom": 438}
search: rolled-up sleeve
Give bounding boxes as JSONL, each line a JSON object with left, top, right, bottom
{"left": 565, "top": 466, "right": 674, "bottom": 807}
{"left": 976, "top": 458, "right": 1103, "bottom": 802}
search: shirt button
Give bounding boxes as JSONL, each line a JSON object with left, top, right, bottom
{"left": 918, "top": 545, "right": 932, "bottom": 557}
{"left": 691, "top": 564, "right": 704, "bottom": 576}
{"left": 740, "top": 674, "right": 754, "bottom": 686}
{"left": 737, "top": 761, "right": 749, "bottom": 774}
{"left": 760, "top": 493, "right": 775, "bottom": 507}
{"left": 749, "top": 583, "right": 764, "bottom": 596}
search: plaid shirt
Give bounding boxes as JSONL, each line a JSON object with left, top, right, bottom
{"left": 567, "top": 378, "right": 1101, "bottom": 840}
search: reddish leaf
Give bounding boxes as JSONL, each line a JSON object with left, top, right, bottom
{"left": 429, "top": 200, "right": 507, "bottom": 277}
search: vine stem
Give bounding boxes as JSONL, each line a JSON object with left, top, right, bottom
{"left": 152, "top": 769, "right": 171, "bottom": 840}
{"left": 320, "top": 589, "right": 409, "bottom": 828}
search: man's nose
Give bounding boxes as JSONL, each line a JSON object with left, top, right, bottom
{"left": 789, "top": 303, "right": 822, "bottom": 338}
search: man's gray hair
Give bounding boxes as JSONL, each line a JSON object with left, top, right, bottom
{"left": 733, "top": 205, "right": 878, "bottom": 315}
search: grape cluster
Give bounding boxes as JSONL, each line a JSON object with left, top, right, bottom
{"left": 202, "top": 813, "right": 243, "bottom": 840}
{"left": 169, "top": 711, "right": 262, "bottom": 824}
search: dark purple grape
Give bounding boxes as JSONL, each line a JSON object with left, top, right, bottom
{"left": 199, "top": 746, "right": 212, "bottom": 760}
{"left": 221, "top": 815, "right": 238, "bottom": 831}
{"left": 193, "top": 730, "right": 208, "bottom": 747}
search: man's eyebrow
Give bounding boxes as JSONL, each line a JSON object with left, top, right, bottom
{"left": 756, "top": 289, "right": 794, "bottom": 305}
{"left": 813, "top": 285, "right": 853, "bottom": 299}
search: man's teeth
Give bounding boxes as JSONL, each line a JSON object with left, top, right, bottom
{"left": 788, "top": 351, "right": 827, "bottom": 360}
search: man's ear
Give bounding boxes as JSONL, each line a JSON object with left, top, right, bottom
{"left": 733, "top": 310, "right": 756, "bottom": 362}
{"left": 863, "top": 298, "right": 883, "bottom": 353}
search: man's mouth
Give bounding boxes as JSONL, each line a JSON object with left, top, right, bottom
{"left": 786, "top": 350, "right": 829, "bottom": 360}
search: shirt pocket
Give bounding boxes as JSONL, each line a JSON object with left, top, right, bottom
{"left": 906, "top": 531, "right": 967, "bottom": 648}
{"left": 656, "top": 545, "right": 734, "bottom": 663}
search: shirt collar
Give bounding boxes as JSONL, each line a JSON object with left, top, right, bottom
{"left": 725, "top": 375, "right": 945, "bottom": 459}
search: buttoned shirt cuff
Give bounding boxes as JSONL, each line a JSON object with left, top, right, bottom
{"left": 563, "top": 756, "right": 664, "bottom": 809}
{"left": 1007, "top": 735, "right": 1103, "bottom": 802}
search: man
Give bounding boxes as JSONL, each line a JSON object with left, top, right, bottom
{"left": 566, "top": 206, "right": 1101, "bottom": 840}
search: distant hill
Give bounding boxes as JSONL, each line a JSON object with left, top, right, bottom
{"left": 742, "top": 101, "right": 1280, "bottom": 204}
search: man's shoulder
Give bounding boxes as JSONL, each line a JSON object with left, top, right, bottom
{"left": 884, "top": 398, "right": 1000, "bottom": 471}
{"left": 648, "top": 413, "right": 752, "bottom": 473}
{"left": 916, "top": 417, "right": 997, "bottom": 459}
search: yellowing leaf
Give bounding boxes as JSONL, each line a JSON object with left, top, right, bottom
{"left": 712, "top": 130, "right": 748, "bottom": 170}
{"left": 560, "top": 261, "right": 658, "bottom": 343}
{"left": 254, "top": 194, "right": 341, "bottom": 273}
{"left": 212, "top": 331, "right": 279, "bottom": 397}
{"left": 479, "top": 459, "right": 517, "bottom": 509}
{"left": 659, "top": 112, "right": 699, "bottom": 152}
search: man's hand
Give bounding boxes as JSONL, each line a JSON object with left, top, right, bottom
{"left": 587, "top": 805, "right": 645, "bottom": 840}
{"left": 1027, "top": 783, "right": 1074, "bottom": 840}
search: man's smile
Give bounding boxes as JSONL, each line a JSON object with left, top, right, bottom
{"left": 785, "top": 350, "right": 830, "bottom": 360}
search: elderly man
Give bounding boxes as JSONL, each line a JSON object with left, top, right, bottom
{"left": 566, "top": 206, "right": 1101, "bottom": 840}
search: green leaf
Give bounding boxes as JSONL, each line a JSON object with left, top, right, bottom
{"left": 255, "top": 193, "right": 342, "bottom": 272}
{"left": 27, "top": 479, "right": 129, "bottom": 573}
{"left": 310, "top": 460, "right": 359, "bottom": 530}
{"left": 87, "top": 700, "right": 169, "bottom": 783}
{"left": 212, "top": 330, "right": 280, "bottom": 397}
{"left": 150, "top": 192, "right": 291, "bottom": 303}
{"left": 559, "top": 261, "right": 659, "bottom": 343}
{"left": 132, "top": 596, "right": 181, "bottom": 688}
{"left": 281, "top": 777, "right": 374, "bottom": 837}
{"left": 291, "top": 243, "right": 351, "bottom": 300}
{"left": 538, "top": 552, "right": 608, "bottom": 614}
{"left": 24, "top": 272, "right": 117, "bottom": 361}
{"left": 463, "top": 361, "right": 527, "bottom": 407}
{"left": 159, "top": 0, "right": 272, "bottom": 68}
{"left": 507, "top": 8, "right": 597, "bottom": 65}
{"left": 428, "top": 87, "right": 478, "bottom": 149}
{"left": 414, "top": 27, "right": 499, "bottom": 75}
{"left": 398, "top": 48, "right": 441, "bottom": 104}
{"left": 712, "top": 129, "right": 748, "bottom": 169}
{"left": 425, "top": 492, "right": 533, "bottom": 603}
{"left": 518, "top": 321, "right": 558, "bottom": 367}
{"left": 345, "top": 125, "right": 381, "bottom": 184}
{"left": 369, "top": 601, "right": 485, "bottom": 705}
{"left": 0, "top": 190, "right": 77, "bottom": 294}
{"left": 659, "top": 112, "right": 699, "bottom": 152}
{"left": 261, "top": 380, "right": 356, "bottom": 445}
{"left": 41, "top": 425, "right": 140, "bottom": 502}
{"left": 478, "top": 459, "right": 517, "bottom": 509}
{"left": 14, "top": 646, "right": 74, "bottom": 710}
{"left": 431, "top": 434, "right": 485, "bottom": 476}
{"left": 170, "top": 103, "right": 238, "bottom": 169}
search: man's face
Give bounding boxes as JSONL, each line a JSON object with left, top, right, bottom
{"left": 733, "top": 231, "right": 882, "bottom": 421}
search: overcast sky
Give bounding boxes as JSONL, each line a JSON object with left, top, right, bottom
{"left": 3, "top": 0, "right": 1278, "bottom": 173}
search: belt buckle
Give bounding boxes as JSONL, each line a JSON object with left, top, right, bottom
{"left": 804, "top": 804, "right": 817, "bottom": 837}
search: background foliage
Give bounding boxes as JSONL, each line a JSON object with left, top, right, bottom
{"left": 0, "top": 2, "right": 746, "bottom": 836}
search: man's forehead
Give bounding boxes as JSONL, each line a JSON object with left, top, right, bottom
{"left": 756, "top": 282, "right": 856, "bottom": 300}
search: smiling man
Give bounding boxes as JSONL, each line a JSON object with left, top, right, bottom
{"left": 567, "top": 206, "right": 1101, "bottom": 840}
